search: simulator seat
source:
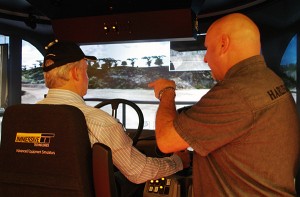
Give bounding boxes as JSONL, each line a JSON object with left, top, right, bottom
{"left": 0, "top": 104, "right": 117, "bottom": 197}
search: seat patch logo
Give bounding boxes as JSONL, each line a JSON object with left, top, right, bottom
{"left": 15, "top": 132, "right": 55, "bottom": 147}
{"left": 15, "top": 132, "right": 56, "bottom": 155}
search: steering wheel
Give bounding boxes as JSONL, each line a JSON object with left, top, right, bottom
{"left": 94, "top": 98, "right": 144, "bottom": 146}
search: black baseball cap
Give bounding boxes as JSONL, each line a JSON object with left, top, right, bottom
{"left": 43, "top": 40, "right": 97, "bottom": 72}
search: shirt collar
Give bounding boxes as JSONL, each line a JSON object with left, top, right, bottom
{"left": 46, "top": 89, "right": 85, "bottom": 104}
{"left": 224, "top": 55, "right": 266, "bottom": 80}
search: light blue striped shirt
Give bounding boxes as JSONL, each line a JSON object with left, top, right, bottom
{"left": 37, "top": 89, "right": 183, "bottom": 184}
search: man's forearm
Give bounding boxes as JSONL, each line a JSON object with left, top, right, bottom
{"left": 155, "top": 90, "right": 188, "bottom": 153}
{"left": 156, "top": 89, "right": 177, "bottom": 136}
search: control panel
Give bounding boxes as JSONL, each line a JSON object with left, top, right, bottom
{"left": 143, "top": 177, "right": 179, "bottom": 196}
{"left": 143, "top": 148, "right": 194, "bottom": 196}
{"left": 143, "top": 174, "right": 193, "bottom": 197}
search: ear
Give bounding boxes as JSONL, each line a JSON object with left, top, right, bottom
{"left": 70, "top": 66, "right": 80, "bottom": 81}
{"left": 220, "top": 34, "right": 230, "bottom": 54}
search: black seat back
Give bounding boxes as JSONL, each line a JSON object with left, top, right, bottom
{"left": 0, "top": 104, "right": 94, "bottom": 197}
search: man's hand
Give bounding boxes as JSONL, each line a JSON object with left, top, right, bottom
{"left": 148, "top": 78, "right": 176, "bottom": 99}
{"left": 174, "top": 150, "right": 191, "bottom": 169}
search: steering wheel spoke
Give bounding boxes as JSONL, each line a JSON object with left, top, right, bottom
{"left": 94, "top": 99, "right": 144, "bottom": 146}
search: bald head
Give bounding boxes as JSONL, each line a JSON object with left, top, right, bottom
{"left": 210, "top": 13, "right": 260, "bottom": 49}
{"left": 204, "top": 13, "right": 261, "bottom": 81}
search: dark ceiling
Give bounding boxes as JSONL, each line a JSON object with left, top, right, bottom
{"left": 0, "top": 0, "right": 277, "bottom": 28}
{"left": 0, "top": 0, "right": 299, "bottom": 51}
{"left": 0, "top": 0, "right": 270, "bottom": 20}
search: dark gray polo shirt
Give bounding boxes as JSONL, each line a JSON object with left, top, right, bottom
{"left": 174, "top": 55, "right": 300, "bottom": 196}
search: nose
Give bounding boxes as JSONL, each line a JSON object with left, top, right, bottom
{"left": 204, "top": 55, "right": 207, "bottom": 63}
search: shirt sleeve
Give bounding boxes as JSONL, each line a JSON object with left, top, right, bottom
{"left": 174, "top": 84, "right": 253, "bottom": 156}
{"left": 87, "top": 112, "right": 183, "bottom": 184}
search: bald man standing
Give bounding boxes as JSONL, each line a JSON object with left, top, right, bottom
{"left": 149, "top": 13, "right": 300, "bottom": 196}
